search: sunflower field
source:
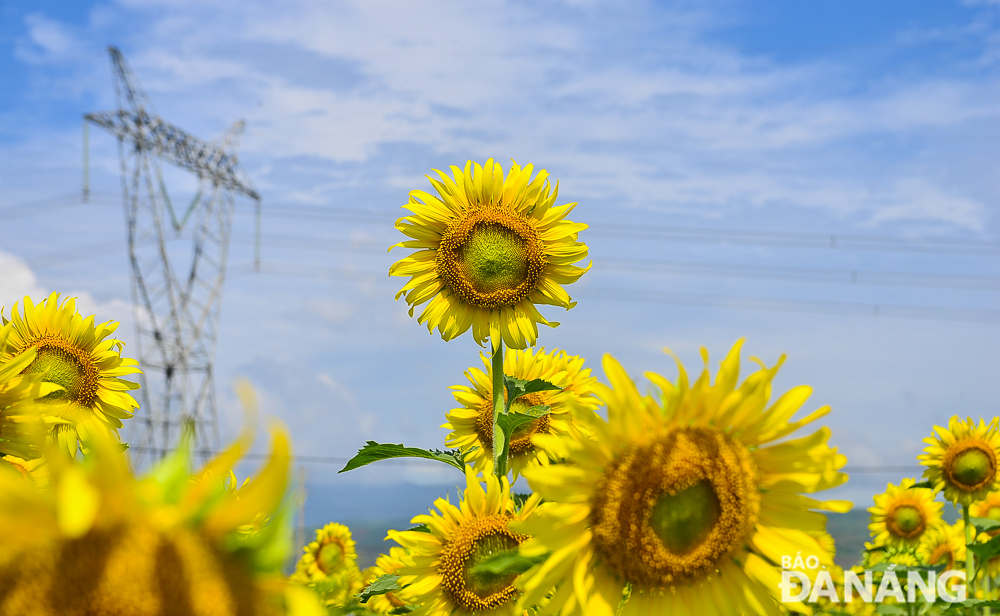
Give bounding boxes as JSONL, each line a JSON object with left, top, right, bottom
{"left": 2, "top": 159, "right": 999, "bottom": 615}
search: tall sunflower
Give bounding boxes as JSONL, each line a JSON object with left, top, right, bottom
{"left": 515, "top": 340, "right": 850, "bottom": 616}
{"left": 868, "top": 478, "right": 943, "bottom": 547}
{"left": 389, "top": 159, "right": 589, "bottom": 350}
{"left": 0, "top": 293, "right": 140, "bottom": 454}
{"left": 443, "top": 346, "right": 600, "bottom": 478}
{"left": 386, "top": 466, "right": 542, "bottom": 616}
{"left": 0, "top": 382, "right": 323, "bottom": 616}
{"left": 918, "top": 416, "right": 1000, "bottom": 506}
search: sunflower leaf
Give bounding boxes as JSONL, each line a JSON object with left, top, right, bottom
{"left": 940, "top": 598, "right": 1000, "bottom": 610}
{"left": 405, "top": 523, "right": 431, "bottom": 533}
{"left": 494, "top": 406, "right": 550, "bottom": 477}
{"left": 502, "top": 376, "right": 562, "bottom": 412}
{"left": 970, "top": 516, "right": 1000, "bottom": 534}
{"left": 339, "top": 442, "right": 465, "bottom": 473}
{"left": 468, "top": 549, "right": 549, "bottom": 576}
{"left": 908, "top": 480, "right": 934, "bottom": 489}
{"left": 358, "top": 574, "right": 401, "bottom": 602}
{"left": 968, "top": 533, "right": 1000, "bottom": 578}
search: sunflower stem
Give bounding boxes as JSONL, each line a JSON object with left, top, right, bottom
{"left": 491, "top": 339, "right": 506, "bottom": 479}
{"left": 965, "top": 505, "right": 976, "bottom": 604}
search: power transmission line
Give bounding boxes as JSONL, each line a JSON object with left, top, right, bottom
{"left": 227, "top": 262, "right": 1000, "bottom": 324}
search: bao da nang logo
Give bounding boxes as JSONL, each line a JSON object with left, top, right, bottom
{"left": 779, "top": 553, "right": 966, "bottom": 604}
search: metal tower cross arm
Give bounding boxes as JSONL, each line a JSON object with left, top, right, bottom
{"left": 85, "top": 110, "right": 259, "bottom": 200}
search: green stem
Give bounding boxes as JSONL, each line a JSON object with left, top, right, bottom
{"left": 491, "top": 339, "right": 505, "bottom": 479}
{"left": 986, "top": 574, "right": 993, "bottom": 616}
{"left": 965, "top": 505, "right": 976, "bottom": 604}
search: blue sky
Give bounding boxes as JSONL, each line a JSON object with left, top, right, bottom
{"left": 1, "top": 0, "right": 999, "bottom": 518}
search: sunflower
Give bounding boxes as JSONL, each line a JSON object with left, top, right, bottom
{"left": 868, "top": 478, "right": 943, "bottom": 547}
{"left": 0, "top": 293, "right": 141, "bottom": 454}
{"left": 386, "top": 466, "right": 542, "bottom": 616}
{"left": 443, "top": 346, "right": 600, "bottom": 478}
{"left": 970, "top": 491, "right": 1000, "bottom": 526}
{"left": 919, "top": 416, "right": 1000, "bottom": 507}
{"left": 389, "top": 159, "right": 590, "bottom": 351}
{"left": 515, "top": 340, "right": 850, "bottom": 616}
{"left": 0, "top": 381, "right": 323, "bottom": 616}
{"left": 363, "top": 547, "right": 413, "bottom": 615}
{"left": 290, "top": 522, "right": 364, "bottom": 608}
{"left": 916, "top": 520, "right": 967, "bottom": 572}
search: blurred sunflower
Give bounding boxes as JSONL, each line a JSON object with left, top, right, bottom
{"left": 970, "top": 491, "right": 1000, "bottom": 525}
{"left": 0, "top": 381, "right": 322, "bottom": 616}
{"left": 0, "top": 293, "right": 140, "bottom": 454}
{"left": 290, "top": 522, "right": 364, "bottom": 608}
{"left": 443, "top": 346, "right": 599, "bottom": 478}
{"left": 387, "top": 466, "right": 542, "bottom": 616}
{"left": 919, "top": 416, "right": 1000, "bottom": 506}
{"left": 916, "top": 520, "right": 967, "bottom": 572}
{"left": 868, "top": 478, "right": 943, "bottom": 547}
{"left": 389, "top": 159, "right": 589, "bottom": 350}
{"left": 362, "top": 547, "right": 412, "bottom": 615}
{"left": 516, "top": 340, "right": 850, "bottom": 616}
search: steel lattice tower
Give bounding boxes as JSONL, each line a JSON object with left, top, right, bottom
{"left": 85, "top": 47, "right": 260, "bottom": 465}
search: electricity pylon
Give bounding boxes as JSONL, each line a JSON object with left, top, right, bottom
{"left": 85, "top": 46, "right": 260, "bottom": 466}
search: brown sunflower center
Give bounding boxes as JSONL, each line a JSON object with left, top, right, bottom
{"left": 945, "top": 442, "right": 996, "bottom": 492}
{"left": 887, "top": 504, "right": 925, "bottom": 539}
{"left": 21, "top": 336, "right": 100, "bottom": 407}
{"left": 436, "top": 209, "right": 545, "bottom": 309}
{"left": 590, "top": 426, "right": 760, "bottom": 588}
{"left": 929, "top": 543, "right": 954, "bottom": 570}
{"left": 439, "top": 514, "right": 525, "bottom": 611}
{"left": 475, "top": 393, "right": 552, "bottom": 455}
{"left": 316, "top": 540, "right": 345, "bottom": 574}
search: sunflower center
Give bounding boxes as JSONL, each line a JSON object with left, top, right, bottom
{"left": 475, "top": 393, "right": 552, "bottom": 456}
{"left": 436, "top": 209, "right": 544, "bottom": 309}
{"left": 439, "top": 514, "right": 525, "bottom": 611}
{"left": 316, "top": 541, "right": 345, "bottom": 573}
{"left": 590, "top": 426, "right": 760, "bottom": 588}
{"left": 929, "top": 543, "right": 954, "bottom": 569}
{"left": 649, "top": 480, "right": 721, "bottom": 554}
{"left": 22, "top": 337, "right": 100, "bottom": 407}
{"left": 463, "top": 532, "right": 521, "bottom": 599}
{"left": 458, "top": 224, "right": 529, "bottom": 294}
{"left": 888, "top": 505, "right": 924, "bottom": 539}
{"left": 949, "top": 447, "right": 995, "bottom": 490}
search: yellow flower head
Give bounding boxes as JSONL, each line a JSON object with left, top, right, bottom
{"left": 386, "top": 466, "right": 542, "bottom": 616}
{"left": 363, "top": 547, "right": 413, "bottom": 615}
{"left": 389, "top": 159, "right": 590, "bottom": 350}
{"left": 516, "top": 340, "right": 850, "bottom": 616}
{"left": 292, "top": 522, "right": 358, "bottom": 583}
{"left": 918, "top": 415, "right": 1000, "bottom": 506}
{"left": 970, "top": 491, "right": 1000, "bottom": 525}
{"left": 868, "top": 478, "right": 943, "bottom": 547}
{"left": 443, "top": 346, "right": 600, "bottom": 479}
{"left": 0, "top": 293, "right": 141, "bottom": 455}
{"left": 0, "top": 381, "right": 321, "bottom": 616}
{"left": 916, "top": 520, "right": 967, "bottom": 571}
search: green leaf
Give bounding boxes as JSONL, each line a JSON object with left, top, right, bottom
{"left": 494, "top": 406, "right": 550, "bottom": 477}
{"left": 405, "top": 524, "right": 431, "bottom": 533}
{"left": 502, "top": 376, "right": 562, "bottom": 412}
{"left": 968, "top": 533, "right": 1000, "bottom": 578}
{"left": 358, "top": 574, "right": 401, "bottom": 602}
{"left": 511, "top": 493, "right": 534, "bottom": 509}
{"left": 389, "top": 606, "right": 417, "bottom": 614}
{"left": 468, "top": 549, "right": 549, "bottom": 576}
{"left": 908, "top": 480, "right": 934, "bottom": 489}
{"left": 970, "top": 516, "right": 1000, "bottom": 534}
{"left": 874, "top": 605, "right": 907, "bottom": 615}
{"left": 942, "top": 598, "right": 1000, "bottom": 610}
{"left": 868, "top": 562, "right": 944, "bottom": 573}
{"left": 339, "top": 442, "right": 466, "bottom": 473}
